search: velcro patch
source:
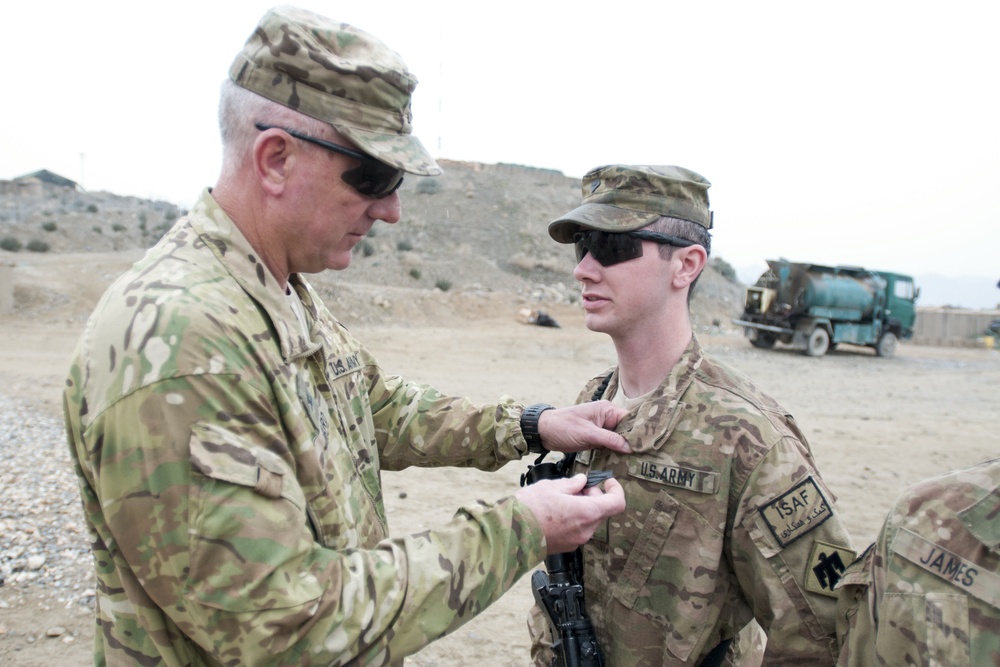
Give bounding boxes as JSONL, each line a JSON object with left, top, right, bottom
{"left": 760, "top": 477, "right": 832, "bottom": 547}
{"left": 893, "top": 528, "right": 1000, "bottom": 608}
{"left": 628, "top": 459, "right": 718, "bottom": 494}
{"left": 805, "top": 540, "right": 856, "bottom": 597}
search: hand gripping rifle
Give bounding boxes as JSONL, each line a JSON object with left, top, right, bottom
{"left": 521, "top": 453, "right": 609, "bottom": 667}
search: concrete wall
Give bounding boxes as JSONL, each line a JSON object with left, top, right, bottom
{"left": 912, "top": 307, "right": 1000, "bottom": 347}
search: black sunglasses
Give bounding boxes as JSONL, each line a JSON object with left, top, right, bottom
{"left": 255, "top": 122, "right": 405, "bottom": 199}
{"left": 573, "top": 229, "right": 698, "bottom": 267}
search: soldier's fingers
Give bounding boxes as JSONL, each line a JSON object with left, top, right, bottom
{"left": 593, "top": 401, "right": 629, "bottom": 429}
{"left": 559, "top": 473, "right": 588, "bottom": 495}
{"left": 590, "top": 428, "right": 631, "bottom": 453}
{"left": 588, "top": 479, "right": 626, "bottom": 515}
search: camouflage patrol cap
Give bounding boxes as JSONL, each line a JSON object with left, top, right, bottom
{"left": 230, "top": 5, "right": 441, "bottom": 176}
{"left": 548, "top": 165, "right": 712, "bottom": 243}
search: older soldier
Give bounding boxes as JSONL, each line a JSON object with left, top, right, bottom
{"left": 63, "top": 7, "right": 629, "bottom": 666}
{"left": 836, "top": 458, "right": 1000, "bottom": 665}
{"left": 528, "top": 165, "right": 857, "bottom": 665}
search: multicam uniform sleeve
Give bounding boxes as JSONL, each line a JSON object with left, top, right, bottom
{"left": 730, "top": 434, "right": 855, "bottom": 664}
{"left": 361, "top": 345, "right": 528, "bottom": 470}
{"left": 76, "top": 370, "right": 546, "bottom": 666}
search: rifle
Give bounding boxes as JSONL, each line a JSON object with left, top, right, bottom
{"left": 521, "top": 453, "right": 609, "bottom": 667}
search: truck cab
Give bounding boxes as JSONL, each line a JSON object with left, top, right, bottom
{"left": 877, "top": 271, "right": 918, "bottom": 340}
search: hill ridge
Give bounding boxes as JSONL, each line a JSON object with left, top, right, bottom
{"left": 0, "top": 161, "right": 745, "bottom": 328}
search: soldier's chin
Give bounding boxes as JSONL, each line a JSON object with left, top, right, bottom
{"left": 583, "top": 313, "right": 610, "bottom": 334}
{"left": 326, "top": 249, "right": 355, "bottom": 272}
{"left": 296, "top": 251, "right": 353, "bottom": 274}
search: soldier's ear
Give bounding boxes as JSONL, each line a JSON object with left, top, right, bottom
{"left": 671, "top": 245, "right": 707, "bottom": 290}
{"left": 253, "top": 129, "right": 294, "bottom": 196}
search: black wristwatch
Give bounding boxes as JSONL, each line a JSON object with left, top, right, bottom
{"left": 520, "top": 403, "right": 555, "bottom": 454}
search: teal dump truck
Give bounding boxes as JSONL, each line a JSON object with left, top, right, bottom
{"left": 733, "top": 259, "right": 919, "bottom": 357}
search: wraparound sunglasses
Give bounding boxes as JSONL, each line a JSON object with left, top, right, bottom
{"left": 573, "top": 229, "right": 698, "bottom": 267}
{"left": 255, "top": 122, "right": 405, "bottom": 198}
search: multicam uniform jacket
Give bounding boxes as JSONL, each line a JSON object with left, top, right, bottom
{"left": 63, "top": 190, "right": 545, "bottom": 666}
{"left": 530, "top": 336, "right": 854, "bottom": 665}
{"left": 835, "top": 458, "right": 1000, "bottom": 666}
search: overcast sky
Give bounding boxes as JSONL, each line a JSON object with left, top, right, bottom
{"left": 3, "top": 1, "right": 997, "bottom": 307}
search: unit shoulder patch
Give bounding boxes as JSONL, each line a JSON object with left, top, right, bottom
{"left": 805, "top": 540, "right": 856, "bottom": 597}
{"left": 760, "top": 476, "right": 832, "bottom": 547}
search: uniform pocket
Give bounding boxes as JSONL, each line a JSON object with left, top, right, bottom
{"left": 877, "top": 592, "right": 970, "bottom": 666}
{"left": 189, "top": 423, "right": 306, "bottom": 510}
{"left": 187, "top": 424, "right": 321, "bottom": 612}
{"left": 611, "top": 489, "right": 724, "bottom": 661}
{"left": 746, "top": 509, "right": 831, "bottom": 640}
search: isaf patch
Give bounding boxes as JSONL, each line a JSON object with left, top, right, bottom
{"left": 805, "top": 540, "right": 856, "bottom": 597}
{"left": 760, "top": 477, "right": 832, "bottom": 547}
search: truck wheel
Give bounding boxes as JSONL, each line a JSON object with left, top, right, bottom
{"left": 805, "top": 327, "right": 830, "bottom": 357}
{"left": 876, "top": 332, "right": 897, "bottom": 357}
{"left": 750, "top": 332, "right": 777, "bottom": 349}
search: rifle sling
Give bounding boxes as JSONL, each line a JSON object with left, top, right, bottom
{"left": 698, "top": 638, "right": 733, "bottom": 667}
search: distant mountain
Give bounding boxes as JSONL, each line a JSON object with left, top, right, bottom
{"left": 0, "top": 161, "right": 748, "bottom": 329}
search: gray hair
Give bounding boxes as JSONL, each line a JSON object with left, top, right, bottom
{"left": 217, "top": 80, "right": 330, "bottom": 170}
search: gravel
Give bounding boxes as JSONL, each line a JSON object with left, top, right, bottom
{"left": 0, "top": 394, "right": 95, "bottom": 612}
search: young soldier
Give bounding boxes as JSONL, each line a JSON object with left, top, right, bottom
{"left": 529, "top": 165, "right": 856, "bottom": 665}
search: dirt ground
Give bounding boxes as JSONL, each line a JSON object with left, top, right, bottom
{"left": 1, "top": 252, "right": 998, "bottom": 665}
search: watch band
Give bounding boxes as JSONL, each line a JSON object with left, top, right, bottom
{"left": 521, "top": 403, "right": 555, "bottom": 454}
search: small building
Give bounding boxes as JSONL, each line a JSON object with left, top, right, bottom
{"left": 0, "top": 169, "right": 84, "bottom": 196}
{"left": 15, "top": 169, "right": 81, "bottom": 189}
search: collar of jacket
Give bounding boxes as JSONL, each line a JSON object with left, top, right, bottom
{"left": 190, "top": 189, "right": 323, "bottom": 363}
{"left": 608, "top": 334, "right": 704, "bottom": 454}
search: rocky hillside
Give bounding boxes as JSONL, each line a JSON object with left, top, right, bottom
{"left": 0, "top": 161, "right": 746, "bottom": 329}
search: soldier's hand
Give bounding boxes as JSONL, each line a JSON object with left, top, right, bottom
{"left": 537, "top": 401, "right": 631, "bottom": 454}
{"left": 516, "top": 474, "right": 626, "bottom": 555}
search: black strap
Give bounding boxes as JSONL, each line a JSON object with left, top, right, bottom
{"left": 590, "top": 372, "right": 614, "bottom": 402}
{"left": 698, "top": 638, "right": 733, "bottom": 667}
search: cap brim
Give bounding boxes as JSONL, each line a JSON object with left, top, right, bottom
{"left": 335, "top": 124, "right": 442, "bottom": 176}
{"left": 548, "top": 203, "right": 660, "bottom": 243}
